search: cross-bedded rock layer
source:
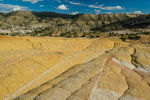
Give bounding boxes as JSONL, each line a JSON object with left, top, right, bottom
{"left": 0, "top": 36, "right": 149, "bottom": 100}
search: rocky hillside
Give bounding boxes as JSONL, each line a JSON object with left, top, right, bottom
{"left": 0, "top": 36, "right": 150, "bottom": 100}
{"left": 124, "top": 14, "right": 150, "bottom": 27}
{"left": 0, "top": 11, "right": 141, "bottom": 29}
{"left": 92, "top": 14, "right": 150, "bottom": 32}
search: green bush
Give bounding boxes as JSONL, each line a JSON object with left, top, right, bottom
{"left": 26, "top": 32, "right": 31, "bottom": 34}
{"left": 81, "top": 33, "right": 86, "bottom": 37}
{"left": 135, "top": 36, "right": 141, "bottom": 40}
{"left": 120, "top": 36, "right": 126, "bottom": 42}
{"left": 73, "top": 31, "right": 77, "bottom": 35}
{"left": 96, "top": 35, "right": 100, "bottom": 38}
{"left": 0, "top": 33, "right": 5, "bottom": 35}
{"left": 66, "top": 35, "right": 71, "bottom": 38}
{"left": 128, "top": 34, "right": 141, "bottom": 40}
{"left": 90, "top": 35, "right": 94, "bottom": 38}
{"left": 143, "top": 32, "right": 150, "bottom": 34}
{"left": 109, "top": 32, "right": 112, "bottom": 37}
{"left": 30, "top": 34, "right": 37, "bottom": 37}
{"left": 41, "top": 34, "right": 48, "bottom": 37}
{"left": 60, "top": 33, "right": 66, "bottom": 37}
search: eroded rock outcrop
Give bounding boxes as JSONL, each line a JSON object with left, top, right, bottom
{"left": 0, "top": 36, "right": 150, "bottom": 100}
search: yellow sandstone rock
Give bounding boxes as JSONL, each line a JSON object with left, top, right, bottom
{"left": 0, "top": 36, "right": 150, "bottom": 100}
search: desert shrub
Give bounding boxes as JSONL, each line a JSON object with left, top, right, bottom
{"left": 30, "top": 34, "right": 37, "bottom": 37}
{"left": 120, "top": 36, "right": 126, "bottom": 42}
{"left": 109, "top": 32, "right": 118, "bottom": 37}
{"left": 67, "top": 31, "right": 71, "bottom": 35}
{"left": 128, "top": 34, "right": 141, "bottom": 40}
{"left": 26, "top": 32, "right": 31, "bottom": 34}
{"left": 66, "top": 35, "right": 71, "bottom": 38}
{"left": 121, "top": 34, "right": 124, "bottom": 37}
{"left": 41, "top": 34, "right": 48, "bottom": 37}
{"left": 109, "top": 32, "right": 112, "bottom": 37}
{"left": 10, "top": 33, "right": 19, "bottom": 36}
{"left": 59, "top": 33, "right": 63, "bottom": 37}
{"left": 130, "top": 33, "right": 135, "bottom": 36}
{"left": 81, "top": 33, "right": 86, "bottom": 37}
{"left": 73, "top": 31, "right": 77, "bottom": 35}
{"left": 93, "top": 32, "right": 96, "bottom": 34}
{"left": 60, "top": 33, "right": 65, "bottom": 37}
{"left": 96, "top": 35, "right": 100, "bottom": 38}
{"left": 0, "top": 33, "right": 5, "bottom": 35}
{"left": 143, "top": 32, "right": 150, "bottom": 34}
{"left": 90, "top": 35, "right": 94, "bottom": 38}
{"left": 135, "top": 35, "right": 141, "bottom": 40}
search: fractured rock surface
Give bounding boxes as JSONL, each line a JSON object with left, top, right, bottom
{"left": 0, "top": 36, "right": 150, "bottom": 100}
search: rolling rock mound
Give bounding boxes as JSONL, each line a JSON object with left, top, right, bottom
{"left": 0, "top": 36, "right": 150, "bottom": 100}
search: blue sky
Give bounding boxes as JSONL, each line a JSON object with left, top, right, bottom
{"left": 0, "top": 0, "right": 149, "bottom": 15}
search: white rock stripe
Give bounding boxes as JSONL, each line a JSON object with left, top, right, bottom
{"left": 4, "top": 51, "right": 79, "bottom": 100}
{"left": 88, "top": 57, "right": 108, "bottom": 100}
{"left": 4, "top": 49, "right": 111, "bottom": 100}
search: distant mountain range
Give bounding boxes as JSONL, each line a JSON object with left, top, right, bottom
{"left": 0, "top": 11, "right": 149, "bottom": 30}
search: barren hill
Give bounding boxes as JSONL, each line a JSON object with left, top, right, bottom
{"left": 0, "top": 11, "right": 141, "bottom": 29}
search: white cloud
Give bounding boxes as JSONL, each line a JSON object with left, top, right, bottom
{"left": 0, "top": 3, "right": 28, "bottom": 12}
{"left": 134, "top": 11, "right": 142, "bottom": 14}
{"left": 66, "top": 1, "right": 124, "bottom": 11}
{"left": 69, "top": 1, "right": 81, "bottom": 5}
{"left": 88, "top": 4, "right": 104, "bottom": 8}
{"left": 22, "top": 0, "right": 43, "bottom": 4}
{"left": 56, "top": 4, "right": 69, "bottom": 10}
{"left": 39, "top": 5, "right": 44, "bottom": 7}
{"left": 101, "top": 6, "right": 124, "bottom": 10}
{"left": 88, "top": 5, "right": 124, "bottom": 10}
{"left": 96, "top": 13, "right": 100, "bottom": 14}
{"left": 95, "top": 9, "right": 100, "bottom": 12}
{"left": 70, "top": 11, "right": 79, "bottom": 15}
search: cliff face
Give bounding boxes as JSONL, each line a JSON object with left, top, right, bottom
{"left": 0, "top": 11, "right": 141, "bottom": 29}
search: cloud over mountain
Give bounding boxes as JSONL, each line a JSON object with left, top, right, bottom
{"left": 0, "top": 3, "right": 28, "bottom": 12}
{"left": 56, "top": 4, "right": 69, "bottom": 10}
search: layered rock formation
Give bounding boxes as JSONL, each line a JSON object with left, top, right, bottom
{"left": 0, "top": 36, "right": 150, "bottom": 100}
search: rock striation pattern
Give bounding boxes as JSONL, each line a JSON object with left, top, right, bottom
{"left": 0, "top": 36, "right": 150, "bottom": 100}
